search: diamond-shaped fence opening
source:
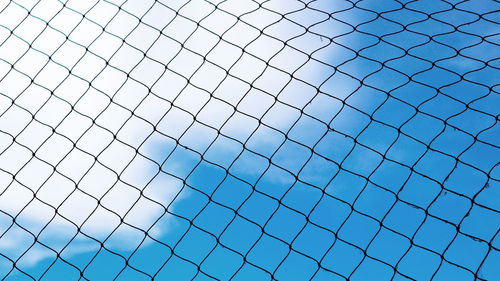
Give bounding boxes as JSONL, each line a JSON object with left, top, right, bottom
{"left": 0, "top": 0, "right": 499, "bottom": 280}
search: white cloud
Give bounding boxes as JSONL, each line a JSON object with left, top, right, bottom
{"left": 0, "top": 0, "right": 346, "bottom": 267}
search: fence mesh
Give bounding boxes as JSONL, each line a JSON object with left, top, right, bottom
{"left": 0, "top": 0, "right": 499, "bottom": 280}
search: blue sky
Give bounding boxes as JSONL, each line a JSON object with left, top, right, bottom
{"left": 0, "top": 0, "right": 499, "bottom": 280}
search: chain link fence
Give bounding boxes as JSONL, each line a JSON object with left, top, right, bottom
{"left": 0, "top": 0, "right": 499, "bottom": 280}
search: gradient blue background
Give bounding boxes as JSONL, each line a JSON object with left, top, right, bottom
{"left": 0, "top": 0, "right": 499, "bottom": 280}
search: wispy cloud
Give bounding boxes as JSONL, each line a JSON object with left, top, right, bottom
{"left": 0, "top": 0, "right": 346, "bottom": 267}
